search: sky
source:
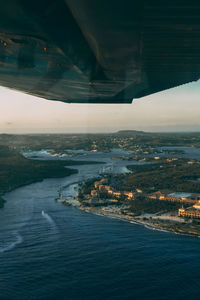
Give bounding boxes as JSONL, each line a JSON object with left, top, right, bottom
{"left": 0, "top": 81, "right": 200, "bottom": 134}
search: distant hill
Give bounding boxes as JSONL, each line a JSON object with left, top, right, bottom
{"left": 116, "top": 130, "right": 148, "bottom": 135}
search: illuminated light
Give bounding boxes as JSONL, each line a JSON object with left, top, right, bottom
{"left": 3, "top": 42, "right": 7, "bottom": 46}
{"left": 43, "top": 47, "right": 47, "bottom": 51}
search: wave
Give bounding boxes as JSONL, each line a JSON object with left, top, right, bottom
{"left": 0, "top": 233, "right": 23, "bottom": 253}
{"left": 144, "top": 224, "right": 169, "bottom": 233}
{"left": 41, "top": 211, "right": 57, "bottom": 232}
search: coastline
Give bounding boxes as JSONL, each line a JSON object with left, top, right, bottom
{"left": 0, "top": 168, "right": 78, "bottom": 208}
{"left": 3, "top": 174, "right": 200, "bottom": 239}
{"left": 0, "top": 146, "right": 104, "bottom": 209}
{"left": 77, "top": 205, "right": 200, "bottom": 238}
{"left": 0, "top": 159, "right": 104, "bottom": 202}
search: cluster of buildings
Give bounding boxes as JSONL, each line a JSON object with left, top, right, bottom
{"left": 149, "top": 191, "right": 200, "bottom": 218}
{"left": 87, "top": 178, "right": 200, "bottom": 219}
{"left": 90, "top": 178, "right": 134, "bottom": 204}
{"left": 178, "top": 201, "right": 200, "bottom": 219}
{"left": 149, "top": 191, "right": 198, "bottom": 204}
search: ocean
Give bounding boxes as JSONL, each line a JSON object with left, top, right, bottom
{"left": 1, "top": 149, "right": 200, "bottom": 299}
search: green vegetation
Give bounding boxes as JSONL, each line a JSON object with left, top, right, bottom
{"left": 0, "top": 146, "right": 76, "bottom": 195}
{"left": 0, "top": 196, "right": 5, "bottom": 208}
{"left": 124, "top": 159, "right": 200, "bottom": 193}
{"left": 129, "top": 195, "right": 186, "bottom": 215}
{"left": 0, "top": 145, "right": 102, "bottom": 208}
{"left": 78, "top": 178, "right": 99, "bottom": 200}
{"left": 127, "top": 163, "right": 158, "bottom": 173}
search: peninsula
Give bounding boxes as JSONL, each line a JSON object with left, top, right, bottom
{"left": 0, "top": 141, "right": 103, "bottom": 208}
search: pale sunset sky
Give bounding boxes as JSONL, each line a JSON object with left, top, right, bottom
{"left": 0, "top": 81, "right": 200, "bottom": 134}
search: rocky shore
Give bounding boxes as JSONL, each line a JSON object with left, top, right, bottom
{"left": 57, "top": 183, "right": 200, "bottom": 238}
{"left": 77, "top": 205, "right": 200, "bottom": 238}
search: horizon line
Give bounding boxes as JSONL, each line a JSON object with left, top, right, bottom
{"left": 1, "top": 130, "right": 200, "bottom": 135}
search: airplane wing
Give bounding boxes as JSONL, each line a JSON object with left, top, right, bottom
{"left": 0, "top": 0, "right": 200, "bottom": 103}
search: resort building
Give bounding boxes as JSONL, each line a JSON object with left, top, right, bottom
{"left": 104, "top": 185, "right": 112, "bottom": 192}
{"left": 113, "top": 191, "right": 121, "bottom": 198}
{"left": 149, "top": 191, "right": 166, "bottom": 200}
{"left": 165, "top": 197, "right": 196, "bottom": 204}
{"left": 124, "top": 191, "right": 134, "bottom": 199}
{"left": 98, "top": 185, "right": 105, "bottom": 191}
{"left": 91, "top": 190, "right": 98, "bottom": 198}
{"left": 108, "top": 190, "right": 113, "bottom": 195}
{"left": 165, "top": 196, "right": 183, "bottom": 202}
{"left": 149, "top": 191, "right": 197, "bottom": 204}
{"left": 193, "top": 201, "right": 200, "bottom": 210}
{"left": 94, "top": 181, "right": 100, "bottom": 189}
{"left": 178, "top": 207, "right": 200, "bottom": 219}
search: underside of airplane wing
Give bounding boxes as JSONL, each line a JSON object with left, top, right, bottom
{"left": 0, "top": 0, "right": 200, "bottom": 103}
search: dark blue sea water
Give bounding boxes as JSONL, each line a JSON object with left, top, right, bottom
{"left": 1, "top": 179, "right": 200, "bottom": 300}
{"left": 1, "top": 149, "right": 200, "bottom": 300}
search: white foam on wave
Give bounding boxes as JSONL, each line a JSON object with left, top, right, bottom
{"left": 144, "top": 224, "right": 168, "bottom": 233}
{"left": 0, "top": 233, "right": 23, "bottom": 253}
{"left": 41, "top": 211, "right": 57, "bottom": 232}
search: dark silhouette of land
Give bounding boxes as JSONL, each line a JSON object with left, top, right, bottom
{"left": 0, "top": 143, "right": 102, "bottom": 207}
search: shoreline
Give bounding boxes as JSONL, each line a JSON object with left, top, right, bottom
{"left": 77, "top": 205, "right": 200, "bottom": 238}
{"left": 0, "top": 169, "right": 79, "bottom": 208}
{"left": 0, "top": 150, "right": 103, "bottom": 209}
{"left": 2, "top": 149, "right": 199, "bottom": 239}
{"left": 3, "top": 174, "right": 200, "bottom": 239}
